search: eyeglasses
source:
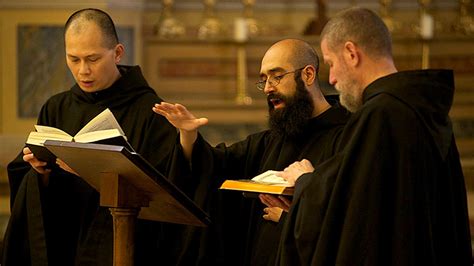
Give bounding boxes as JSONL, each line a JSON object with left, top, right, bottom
{"left": 255, "top": 67, "right": 305, "bottom": 91}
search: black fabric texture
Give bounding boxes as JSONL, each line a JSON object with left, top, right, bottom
{"left": 276, "top": 69, "right": 472, "bottom": 266}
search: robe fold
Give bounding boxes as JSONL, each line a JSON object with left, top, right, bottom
{"left": 277, "top": 69, "right": 472, "bottom": 266}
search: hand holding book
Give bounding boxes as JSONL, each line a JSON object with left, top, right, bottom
{"left": 260, "top": 194, "right": 292, "bottom": 222}
{"left": 22, "top": 146, "right": 52, "bottom": 175}
{"left": 262, "top": 206, "right": 284, "bottom": 223}
{"left": 219, "top": 170, "right": 294, "bottom": 195}
{"left": 25, "top": 108, "right": 134, "bottom": 168}
{"left": 219, "top": 160, "right": 315, "bottom": 196}
{"left": 259, "top": 193, "right": 291, "bottom": 212}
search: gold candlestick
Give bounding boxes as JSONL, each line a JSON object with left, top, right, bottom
{"left": 242, "top": 0, "right": 261, "bottom": 38}
{"left": 419, "top": 0, "right": 433, "bottom": 69}
{"left": 454, "top": 0, "right": 474, "bottom": 35}
{"left": 233, "top": 0, "right": 259, "bottom": 105}
{"left": 421, "top": 41, "right": 430, "bottom": 69}
{"left": 235, "top": 44, "right": 252, "bottom": 105}
{"left": 155, "top": 0, "right": 185, "bottom": 39}
{"left": 198, "top": 0, "right": 225, "bottom": 40}
{"left": 379, "top": 0, "right": 399, "bottom": 33}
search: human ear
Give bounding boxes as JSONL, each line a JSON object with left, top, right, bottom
{"left": 302, "top": 65, "right": 316, "bottom": 86}
{"left": 343, "top": 41, "right": 360, "bottom": 67}
{"left": 114, "top": 44, "right": 125, "bottom": 64}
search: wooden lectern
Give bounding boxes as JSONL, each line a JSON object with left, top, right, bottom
{"left": 44, "top": 140, "right": 210, "bottom": 266}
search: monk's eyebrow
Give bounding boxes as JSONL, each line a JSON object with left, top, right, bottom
{"left": 67, "top": 53, "right": 101, "bottom": 58}
{"left": 259, "top": 67, "right": 285, "bottom": 79}
{"left": 268, "top": 67, "right": 285, "bottom": 74}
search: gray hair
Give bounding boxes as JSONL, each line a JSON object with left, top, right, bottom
{"left": 321, "top": 7, "right": 392, "bottom": 59}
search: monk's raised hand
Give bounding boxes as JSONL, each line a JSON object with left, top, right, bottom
{"left": 153, "top": 102, "right": 208, "bottom": 131}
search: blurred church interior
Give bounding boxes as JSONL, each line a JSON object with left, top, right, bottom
{"left": 0, "top": 0, "right": 473, "bottom": 255}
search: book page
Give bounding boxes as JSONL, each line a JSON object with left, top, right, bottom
{"left": 27, "top": 131, "right": 74, "bottom": 145}
{"left": 251, "top": 170, "right": 289, "bottom": 186}
{"left": 76, "top": 108, "right": 125, "bottom": 137}
{"left": 74, "top": 128, "right": 122, "bottom": 143}
{"left": 34, "top": 125, "right": 71, "bottom": 137}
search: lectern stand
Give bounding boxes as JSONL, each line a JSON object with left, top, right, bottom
{"left": 44, "top": 140, "right": 210, "bottom": 266}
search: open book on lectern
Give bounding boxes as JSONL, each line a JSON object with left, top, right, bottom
{"left": 44, "top": 140, "right": 210, "bottom": 227}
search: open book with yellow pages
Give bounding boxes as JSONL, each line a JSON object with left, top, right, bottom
{"left": 26, "top": 108, "right": 133, "bottom": 167}
{"left": 220, "top": 170, "right": 294, "bottom": 196}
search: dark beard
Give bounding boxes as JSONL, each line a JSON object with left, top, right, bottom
{"left": 268, "top": 76, "right": 314, "bottom": 139}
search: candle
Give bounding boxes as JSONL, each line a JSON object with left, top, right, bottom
{"left": 420, "top": 13, "right": 434, "bottom": 39}
{"left": 234, "top": 17, "right": 248, "bottom": 42}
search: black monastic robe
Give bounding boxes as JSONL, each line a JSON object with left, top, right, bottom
{"left": 2, "top": 65, "right": 179, "bottom": 266}
{"left": 169, "top": 102, "right": 349, "bottom": 266}
{"left": 277, "top": 69, "right": 472, "bottom": 265}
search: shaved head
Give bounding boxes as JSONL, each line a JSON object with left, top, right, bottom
{"left": 64, "top": 8, "right": 119, "bottom": 49}
{"left": 265, "top": 39, "right": 319, "bottom": 73}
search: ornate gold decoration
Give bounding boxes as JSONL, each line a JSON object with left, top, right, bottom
{"left": 198, "top": 0, "right": 225, "bottom": 40}
{"left": 379, "top": 0, "right": 401, "bottom": 33}
{"left": 155, "top": 0, "right": 186, "bottom": 39}
{"left": 454, "top": 0, "right": 474, "bottom": 35}
{"left": 242, "top": 0, "right": 262, "bottom": 38}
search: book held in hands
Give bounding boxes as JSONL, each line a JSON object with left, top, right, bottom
{"left": 26, "top": 108, "right": 134, "bottom": 166}
{"left": 220, "top": 170, "right": 294, "bottom": 196}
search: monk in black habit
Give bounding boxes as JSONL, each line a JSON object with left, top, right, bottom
{"left": 153, "top": 39, "right": 349, "bottom": 265}
{"left": 2, "top": 9, "right": 178, "bottom": 265}
{"left": 276, "top": 8, "right": 472, "bottom": 266}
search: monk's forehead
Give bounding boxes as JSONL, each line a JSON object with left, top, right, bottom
{"left": 67, "top": 18, "right": 91, "bottom": 34}
{"left": 261, "top": 45, "right": 294, "bottom": 73}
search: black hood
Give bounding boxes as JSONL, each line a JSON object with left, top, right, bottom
{"left": 71, "top": 65, "right": 155, "bottom": 108}
{"left": 363, "top": 69, "right": 454, "bottom": 159}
